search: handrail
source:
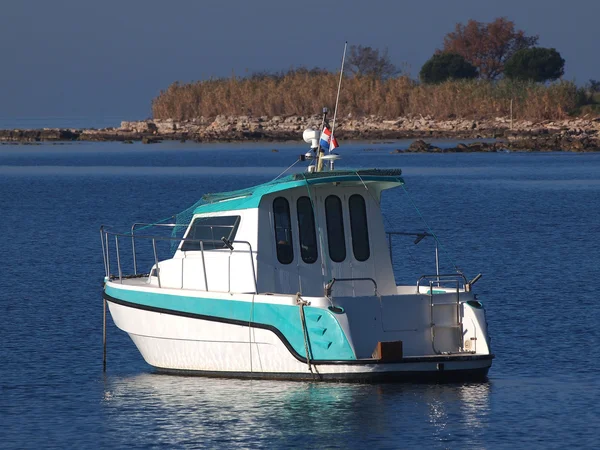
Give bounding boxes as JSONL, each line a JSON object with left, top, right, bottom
{"left": 131, "top": 222, "right": 187, "bottom": 275}
{"left": 105, "top": 232, "right": 111, "bottom": 279}
{"left": 325, "top": 277, "right": 378, "bottom": 297}
{"left": 199, "top": 241, "right": 208, "bottom": 291}
{"left": 115, "top": 236, "right": 123, "bottom": 283}
{"left": 386, "top": 231, "right": 434, "bottom": 237}
{"left": 105, "top": 229, "right": 231, "bottom": 243}
{"left": 100, "top": 226, "right": 108, "bottom": 277}
{"left": 232, "top": 240, "right": 259, "bottom": 294}
{"left": 427, "top": 278, "right": 462, "bottom": 354}
{"left": 417, "top": 273, "right": 467, "bottom": 292}
{"left": 100, "top": 227, "right": 258, "bottom": 293}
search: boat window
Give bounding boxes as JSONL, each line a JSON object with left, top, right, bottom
{"left": 273, "top": 197, "right": 294, "bottom": 264}
{"left": 181, "top": 216, "right": 240, "bottom": 251}
{"left": 325, "top": 195, "right": 346, "bottom": 263}
{"left": 296, "top": 196, "right": 318, "bottom": 264}
{"left": 349, "top": 194, "right": 370, "bottom": 261}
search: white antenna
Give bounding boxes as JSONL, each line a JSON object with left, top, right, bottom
{"left": 329, "top": 41, "right": 347, "bottom": 159}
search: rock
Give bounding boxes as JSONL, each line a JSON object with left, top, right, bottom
{"left": 1, "top": 114, "right": 599, "bottom": 150}
{"left": 407, "top": 139, "right": 434, "bottom": 152}
{"left": 142, "top": 136, "right": 161, "bottom": 144}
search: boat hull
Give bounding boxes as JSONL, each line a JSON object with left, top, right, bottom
{"left": 106, "top": 295, "right": 492, "bottom": 382}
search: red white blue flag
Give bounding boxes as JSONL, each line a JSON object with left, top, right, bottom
{"left": 320, "top": 127, "right": 340, "bottom": 152}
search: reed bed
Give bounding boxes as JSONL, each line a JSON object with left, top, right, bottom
{"left": 151, "top": 71, "right": 579, "bottom": 121}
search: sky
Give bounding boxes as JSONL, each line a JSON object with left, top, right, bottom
{"left": 0, "top": 0, "right": 598, "bottom": 123}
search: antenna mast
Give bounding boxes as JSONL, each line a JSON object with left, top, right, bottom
{"left": 316, "top": 107, "right": 328, "bottom": 172}
{"left": 329, "top": 41, "right": 347, "bottom": 170}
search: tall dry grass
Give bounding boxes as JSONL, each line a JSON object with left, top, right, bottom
{"left": 151, "top": 71, "right": 578, "bottom": 121}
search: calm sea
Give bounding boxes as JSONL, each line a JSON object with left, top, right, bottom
{"left": 1, "top": 140, "right": 599, "bottom": 449}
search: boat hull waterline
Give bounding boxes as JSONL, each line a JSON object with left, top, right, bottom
{"left": 104, "top": 290, "right": 493, "bottom": 382}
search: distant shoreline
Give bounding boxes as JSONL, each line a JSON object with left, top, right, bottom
{"left": 1, "top": 115, "right": 598, "bottom": 152}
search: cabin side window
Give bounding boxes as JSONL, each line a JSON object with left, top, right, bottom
{"left": 325, "top": 195, "right": 346, "bottom": 263}
{"left": 181, "top": 216, "right": 240, "bottom": 251}
{"left": 273, "top": 197, "right": 294, "bottom": 264}
{"left": 296, "top": 196, "right": 318, "bottom": 264}
{"left": 348, "top": 194, "right": 370, "bottom": 261}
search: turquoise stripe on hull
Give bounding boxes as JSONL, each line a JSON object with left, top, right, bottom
{"left": 105, "top": 285, "right": 356, "bottom": 361}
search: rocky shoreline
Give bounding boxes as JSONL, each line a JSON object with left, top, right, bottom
{"left": 1, "top": 115, "right": 599, "bottom": 152}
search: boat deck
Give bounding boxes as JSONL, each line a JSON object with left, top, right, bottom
{"left": 107, "top": 276, "right": 150, "bottom": 287}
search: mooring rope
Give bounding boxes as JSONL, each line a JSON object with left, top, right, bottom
{"left": 296, "top": 292, "right": 313, "bottom": 373}
{"left": 249, "top": 295, "right": 255, "bottom": 376}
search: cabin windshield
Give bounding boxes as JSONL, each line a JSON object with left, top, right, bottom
{"left": 181, "top": 215, "right": 240, "bottom": 251}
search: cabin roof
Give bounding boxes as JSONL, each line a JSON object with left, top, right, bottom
{"left": 193, "top": 169, "right": 404, "bottom": 214}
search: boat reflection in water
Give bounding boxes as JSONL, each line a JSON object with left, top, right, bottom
{"left": 102, "top": 374, "right": 491, "bottom": 446}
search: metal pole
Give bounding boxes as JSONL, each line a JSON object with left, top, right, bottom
{"left": 247, "top": 244, "right": 258, "bottom": 294}
{"left": 200, "top": 241, "right": 208, "bottom": 291}
{"left": 316, "top": 109, "right": 328, "bottom": 172}
{"left": 435, "top": 242, "right": 440, "bottom": 285}
{"left": 152, "top": 239, "right": 161, "bottom": 288}
{"left": 105, "top": 233, "right": 111, "bottom": 278}
{"left": 330, "top": 42, "right": 347, "bottom": 146}
{"left": 329, "top": 41, "right": 348, "bottom": 170}
{"left": 510, "top": 99, "right": 513, "bottom": 130}
{"left": 456, "top": 281, "right": 462, "bottom": 351}
{"left": 131, "top": 224, "right": 137, "bottom": 275}
{"left": 115, "top": 236, "right": 123, "bottom": 284}
{"left": 100, "top": 228, "right": 108, "bottom": 277}
{"left": 103, "top": 297, "right": 107, "bottom": 372}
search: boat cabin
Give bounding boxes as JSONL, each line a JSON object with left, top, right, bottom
{"left": 155, "top": 170, "right": 403, "bottom": 297}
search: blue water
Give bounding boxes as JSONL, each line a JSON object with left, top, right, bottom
{"left": 1, "top": 140, "right": 599, "bottom": 448}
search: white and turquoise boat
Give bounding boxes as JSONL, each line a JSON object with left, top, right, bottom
{"left": 101, "top": 132, "right": 493, "bottom": 381}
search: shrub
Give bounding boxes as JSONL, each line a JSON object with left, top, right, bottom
{"left": 419, "top": 53, "right": 478, "bottom": 84}
{"left": 504, "top": 48, "right": 565, "bottom": 82}
{"left": 151, "top": 70, "right": 578, "bottom": 121}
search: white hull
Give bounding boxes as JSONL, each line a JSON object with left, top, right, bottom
{"left": 108, "top": 300, "right": 492, "bottom": 381}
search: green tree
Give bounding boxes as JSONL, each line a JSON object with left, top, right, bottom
{"left": 504, "top": 48, "right": 565, "bottom": 82}
{"left": 419, "top": 53, "right": 478, "bottom": 84}
{"left": 345, "top": 45, "right": 398, "bottom": 79}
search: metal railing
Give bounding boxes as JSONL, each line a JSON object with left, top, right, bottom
{"left": 418, "top": 275, "right": 464, "bottom": 354}
{"left": 130, "top": 222, "right": 188, "bottom": 275}
{"left": 100, "top": 225, "right": 258, "bottom": 293}
{"left": 416, "top": 273, "right": 468, "bottom": 292}
{"left": 324, "top": 277, "right": 378, "bottom": 298}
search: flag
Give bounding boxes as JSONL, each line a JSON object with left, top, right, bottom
{"left": 320, "top": 127, "right": 340, "bottom": 152}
